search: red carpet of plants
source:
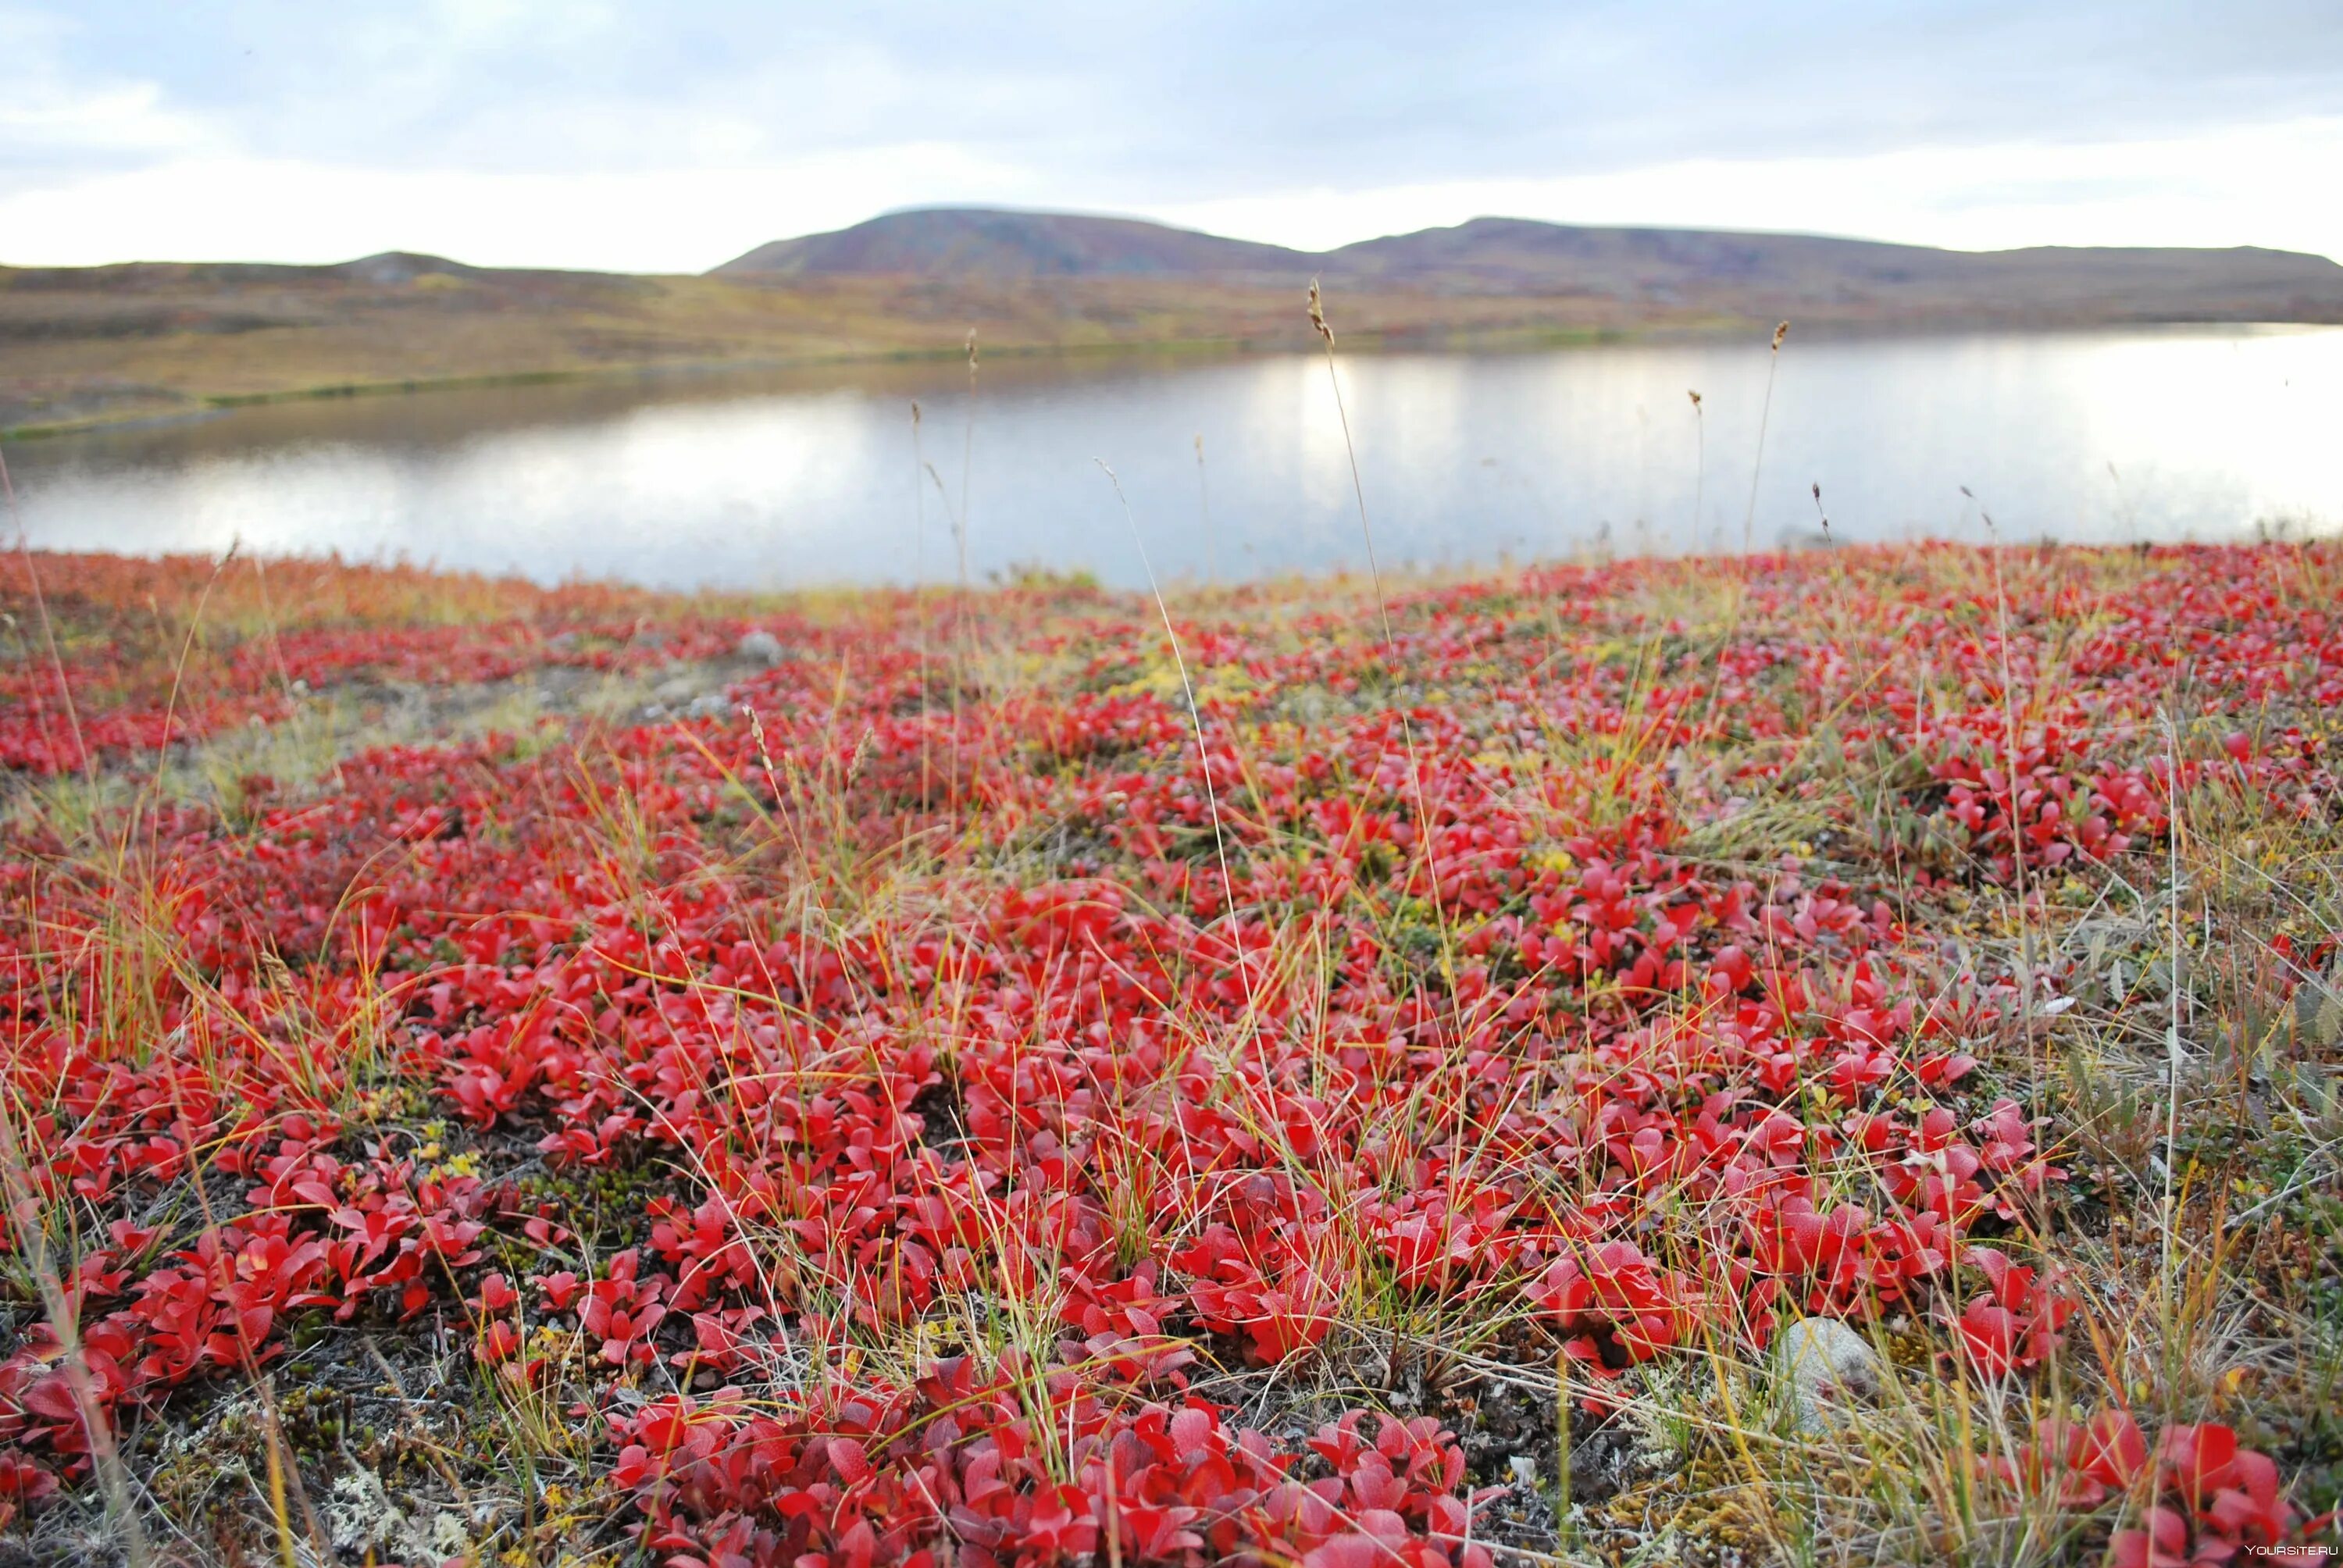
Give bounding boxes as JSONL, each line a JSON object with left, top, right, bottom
{"left": 2, "top": 543, "right": 2338, "bottom": 1566}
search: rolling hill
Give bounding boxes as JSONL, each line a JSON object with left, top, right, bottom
{"left": 720, "top": 208, "right": 2343, "bottom": 322}
{"left": 7, "top": 209, "right": 2339, "bottom": 437}
{"left": 717, "top": 208, "right": 1311, "bottom": 280}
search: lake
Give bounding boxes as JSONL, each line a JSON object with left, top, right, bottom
{"left": 7, "top": 326, "right": 2338, "bottom": 590}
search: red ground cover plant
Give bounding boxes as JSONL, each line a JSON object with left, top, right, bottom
{"left": 2, "top": 542, "right": 2338, "bottom": 1561}
{"left": 1988, "top": 1413, "right": 2334, "bottom": 1566}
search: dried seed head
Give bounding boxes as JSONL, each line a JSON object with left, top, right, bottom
{"left": 1772, "top": 321, "right": 1790, "bottom": 351}
{"left": 1307, "top": 277, "right": 1333, "bottom": 346}
{"left": 1687, "top": 390, "right": 1703, "bottom": 409}
{"left": 965, "top": 330, "right": 979, "bottom": 372}
{"left": 911, "top": 400, "right": 922, "bottom": 428}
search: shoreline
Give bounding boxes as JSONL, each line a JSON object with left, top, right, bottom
{"left": 0, "top": 323, "right": 1650, "bottom": 442}
{"left": 17, "top": 312, "right": 2324, "bottom": 444}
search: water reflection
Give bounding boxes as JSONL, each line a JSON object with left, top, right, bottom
{"left": 10, "top": 327, "right": 2338, "bottom": 590}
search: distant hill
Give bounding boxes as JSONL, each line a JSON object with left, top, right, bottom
{"left": 719, "top": 208, "right": 2343, "bottom": 322}
{"left": 9, "top": 211, "right": 2341, "bottom": 437}
{"left": 717, "top": 208, "right": 1311, "bottom": 279}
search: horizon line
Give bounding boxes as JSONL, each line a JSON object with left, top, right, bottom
{"left": 7, "top": 203, "right": 2339, "bottom": 276}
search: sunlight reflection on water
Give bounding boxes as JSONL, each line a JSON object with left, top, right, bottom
{"left": 12, "top": 326, "right": 2338, "bottom": 590}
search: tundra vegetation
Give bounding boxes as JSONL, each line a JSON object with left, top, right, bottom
{"left": 0, "top": 536, "right": 2338, "bottom": 1566}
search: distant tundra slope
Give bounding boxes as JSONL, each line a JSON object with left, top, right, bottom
{"left": 718, "top": 208, "right": 2343, "bottom": 319}
{"left": 7, "top": 207, "right": 2341, "bottom": 436}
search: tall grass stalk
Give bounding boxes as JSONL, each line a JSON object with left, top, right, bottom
{"left": 960, "top": 331, "right": 979, "bottom": 600}
{"left": 1195, "top": 434, "right": 1217, "bottom": 589}
{"left": 2158, "top": 708, "right": 2188, "bottom": 1389}
{"left": 1305, "top": 280, "right": 1491, "bottom": 1228}
{"left": 1097, "top": 459, "right": 1255, "bottom": 1019}
{"left": 1974, "top": 497, "right": 2045, "bottom": 1095}
{"left": 1741, "top": 323, "right": 1788, "bottom": 561}
{"left": 141, "top": 540, "right": 239, "bottom": 829}
{"left": 912, "top": 399, "right": 933, "bottom": 804}
{"left": 1307, "top": 280, "right": 1394, "bottom": 652}
{"left": 924, "top": 459, "right": 972, "bottom": 802}
{"left": 1688, "top": 389, "right": 1706, "bottom": 553}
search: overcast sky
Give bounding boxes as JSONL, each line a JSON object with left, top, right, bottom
{"left": 5, "top": 1, "right": 2341, "bottom": 271}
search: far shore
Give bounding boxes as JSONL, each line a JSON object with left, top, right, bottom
{"left": 9, "top": 308, "right": 2321, "bottom": 444}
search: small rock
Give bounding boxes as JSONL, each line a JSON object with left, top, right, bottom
{"left": 736, "top": 629, "right": 785, "bottom": 666}
{"left": 1775, "top": 1316, "right": 1885, "bottom": 1433}
{"left": 685, "top": 692, "right": 733, "bottom": 720}
{"left": 653, "top": 673, "right": 699, "bottom": 704}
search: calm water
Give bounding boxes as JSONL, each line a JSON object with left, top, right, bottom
{"left": 9, "top": 327, "right": 2339, "bottom": 590}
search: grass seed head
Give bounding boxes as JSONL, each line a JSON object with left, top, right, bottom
{"left": 1308, "top": 277, "right": 1332, "bottom": 346}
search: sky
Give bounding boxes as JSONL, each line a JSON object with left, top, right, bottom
{"left": 4, "top": 2, "right": 2341, "bottom": 273}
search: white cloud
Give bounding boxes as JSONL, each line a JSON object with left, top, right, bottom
{"left": 0, "top": 4, "right": 2337, "bottom": 283}
{"left": 0, "top": 80, "right": 209, "bottom": 157}
{"left": 8, "top": 117, "right": 2337, "bottom": 273}
{"left": 0, "top": 9, "right": 212, "bottom": 168}
{"left": 0, "top": 148, "right": 1040, "bottom": 270}
{"left": 1155, "top": 118, "right": 2343, "bottom": 262}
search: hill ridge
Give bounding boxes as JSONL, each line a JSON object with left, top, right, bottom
{"left": 711, "top": 206, "right": 2343, "bottom": 315}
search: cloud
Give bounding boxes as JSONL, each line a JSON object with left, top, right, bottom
{"left": 1153, "top": 118, "right": 2343, "bottom": 262}
{"left": 2, "top": 0, "right": 2340, "bottom": 266}
{"left": 0, "top": 149, "right": 1037, "bottom": 270}
{"left": 0, "top": 9, "right": 213, "bottom": 181}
